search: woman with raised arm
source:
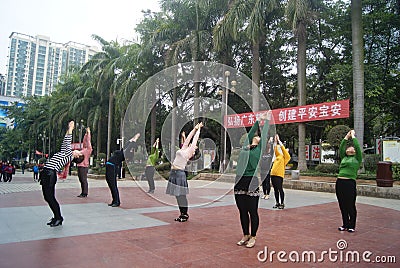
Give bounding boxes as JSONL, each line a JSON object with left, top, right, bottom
{"left": 105, "top": 133, "right": 140, "bottom": 207}
{"left": 145, "top": 138, "right": 160, "bottom": 193}
{"left": 270, "top": 134, "right": 291, "bottom": 209}
{"left": 166, "top": 122, "right": 203, "bottom": 222}
{"left": 40, "top": 121, "right": 84, "bottom": 227}
{"left": 77, "top": 127, "right": 93, "bottom": 198}
{"left": 235, "top": 111, "right": 271, "bottom": 248}
{"left": 336, "top": 129, "right": 362, "bottom": 233}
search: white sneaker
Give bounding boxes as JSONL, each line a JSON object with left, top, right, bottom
{"left": 264, "top": 195, "right": 270, "bottom": 199}
{"left": 246, "top": 236, "right": 256, "bottom": 248}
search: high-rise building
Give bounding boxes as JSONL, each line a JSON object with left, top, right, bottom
{"left": 0, "top": 74, "right": 5, "bottom": 95}
{"left": 5, "top": 32, "right": 99, "bottom": 97}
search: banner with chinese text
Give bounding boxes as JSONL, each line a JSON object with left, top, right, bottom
{"left": 224, "top": 99, "right": 350, "bottom": 128}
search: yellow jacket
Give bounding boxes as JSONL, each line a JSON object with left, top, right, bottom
{"left": 270, "top": 144, "right": 291, "bottom": 178}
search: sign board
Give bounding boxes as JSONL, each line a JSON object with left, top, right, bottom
{"left": 224, "top": 99, "right": 350, "bottom": 128}
{"left": 305, "top": 145, "right": 309, "bottom": 161}
{"left": 311, "top": 145, "right": 320, "bottom": 161}
{"left": 382, "top": 140, "right": 400, "bottom": 163}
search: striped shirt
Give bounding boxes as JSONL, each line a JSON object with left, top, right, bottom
{"left": 44, "top": 134, "right": 73, "bottom": 172}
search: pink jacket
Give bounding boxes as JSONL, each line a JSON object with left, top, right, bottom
{"left": 77, "top": 132, "right": 93, "bottom": 168}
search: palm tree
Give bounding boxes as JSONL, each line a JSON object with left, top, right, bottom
{"left": 351, "top": 0, "right": 364, "bottom": 150}
{"left": 82, "top": 35, "right": 123, "bottom": 158}
{"left": 214, "top": 0, "right": 279, "bottom": 111}
{"left": 286, "top": 0, "right": 319, "bottom": 171}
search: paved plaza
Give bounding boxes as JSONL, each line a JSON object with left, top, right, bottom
{"left": 0, "top": 172, "right": 399, "bottom": 267}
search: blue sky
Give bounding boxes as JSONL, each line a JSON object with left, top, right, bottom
{"left": 0, "top": 0, "right": 160, "bottom": 73}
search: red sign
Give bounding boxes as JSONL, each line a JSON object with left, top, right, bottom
{"left": 312, "top": 145, "right": 320, "bottom": 161}
{"left": 224, "top": 99, "right": 350, "bottom": 128}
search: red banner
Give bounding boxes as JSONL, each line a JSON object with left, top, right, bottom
{"left": 224, "top": 99, "right": 350, "bottom": 128}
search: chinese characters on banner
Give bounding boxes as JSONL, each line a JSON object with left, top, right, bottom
{"left": 224, "top": 99, "right": 350, "bottom": 128}
{"left": 305, "top": 145, "right": 309, "bottom": 161}
{"left": 311, "top": 145, "right": 320, "bottom": 161}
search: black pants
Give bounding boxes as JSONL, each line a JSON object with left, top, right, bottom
{"left": 34, "top": 172, "right": 39, "bottom": 181}
{"left": 261, "top": 171, "right": 271, "bottom": 195}
{"left": 40, "top": 168, "right": 62, "bottom": 220}
{"left": 106, "top": 163, "right": 120, "bottom": 205}
{"left": 145, "top": 166, "right": 155, "bottom": 191}
{"left": 77, "top": 167, "right": 89, "bottom": 195}
{"left": 271, "top": 175, "right": 284, "bottom": 204}
{"left": 176, "top": 195, "right": 188, "bottom": 215}
{"left": 235, "top": 194, "right": 260, "bottom": 237}
{"left": 336, "top": 178, "right": 357, "bottom": 229}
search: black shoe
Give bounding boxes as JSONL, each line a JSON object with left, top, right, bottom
{"left": 147, "top": 189, "right": 154, "bottom": 194}
{"left": 77, "top": 194, "right": 87, "bottom": 198}
{"left": 174, "top": 214, "right": 189, "bottom": 222}
{"left": 278, "top": 203, "right": 285, "bottom": 209}
{"left": 338, "top": 226, "right": 347, "bottom": 231}
{"left": 347, "top": 228, "right": 355, "bottom": 233}
{"left": 111, "top": 203, "right": 120, "bottom": 207}
{"left": 273, "top": 203, "right": 280, "bottom": 209}
{"left": 50, "top": 218, "right": 63, "bottom": 227}
{"left": 46, "top": 218, "right": 55, "bottom": 225}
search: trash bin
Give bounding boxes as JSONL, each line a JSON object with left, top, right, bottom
{"left": 291, "top": 170, "right": 300, "bottom": 180}
{"left": 376, "top": 161, "right": 393, "bottom": 187}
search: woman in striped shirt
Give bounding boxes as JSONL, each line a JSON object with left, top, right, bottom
{"left": 40, "top": 121, "right": 84, "bottom": 227}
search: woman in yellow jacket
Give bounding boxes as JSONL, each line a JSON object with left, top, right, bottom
{"left": 270, "top": 134, "right": 291, "bottom": 209}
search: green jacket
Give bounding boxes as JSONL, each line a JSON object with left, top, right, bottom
{"left": 236, "top": 119, "right": 270, "bottom": 177}
{"left": 337, "top": 137, "right": 362, "bottom": 180}
{"left": 146, "top": 146, "right": 159, "bottom": 166}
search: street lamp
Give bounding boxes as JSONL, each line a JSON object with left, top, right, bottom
{"left": 219, "top": 71, "right": 236, "bottom": 172}
{"left": 78, "top": 119, "right": 84, "bottom": 149}
{"left": 39, "top": 130, "right": 47, "bottom": 157}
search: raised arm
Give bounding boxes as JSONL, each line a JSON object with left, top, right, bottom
{"left": 60, "top": 121, "right": 74, "bottom": 155}
{"left": 82, "top": 127, "right": 92, "bottom": 150}
{"left": 258, "top": 111, "right": 272, "bottom": 151}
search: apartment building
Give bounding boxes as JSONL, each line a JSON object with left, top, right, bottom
{"left": 5, "top": 32, "right": 98, "bottom": 97}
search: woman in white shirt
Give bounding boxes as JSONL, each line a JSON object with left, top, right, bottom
{"left": 166, "top": 122, "right": 203, "bottom": 222}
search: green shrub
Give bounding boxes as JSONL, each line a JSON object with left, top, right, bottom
{"left": 392, "top": 163, "right": 400, "bottom": 180}
{"left": 315, "top": 163, "right": 339, "bottom": 174}
{"left": 364, "top": 154, "right": 381, "bottom": 172}
{"left": 156, "top": 162, "right": 171, "bottom": 171}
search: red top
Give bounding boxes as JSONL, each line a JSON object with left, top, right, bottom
{"left": 77, "top": 132, "right": 93, "bottom": 168}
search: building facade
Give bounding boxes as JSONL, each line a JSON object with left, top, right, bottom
{"left": 5, "top": 32, "right": 98, "bottom": 97}
{"left": 0, "top": 95, "right": 24, "bottom": 128}
{"left": 0, "top": 74, "right": 5, "bottom": 95}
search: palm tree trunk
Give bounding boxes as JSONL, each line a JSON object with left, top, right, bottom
{"left": 171, "top": 69, "right": 178, "bottom": 160}
{"left": 352, "top": 0, "right": 364, "bottom": 149}
{"left": 107, "top": 90, "right": 114, "bottom": 159}
{"left": 251, "top": 41, "right": 260, "bottom": 112}
{"left": 97, "top": 119, "right": 102, "bottom": 164}
{"left": 297, "top": 22, "right": 308, "bottom": 171}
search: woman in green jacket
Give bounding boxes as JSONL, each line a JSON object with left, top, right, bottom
{"left": 145, "top": 138, "right": 160, "bottom": 193}
{"left": 235, "top": 111, "right": 271, "bottom": 248}
{"left": 336, "top": 129, "right": 362, "bottom": 233}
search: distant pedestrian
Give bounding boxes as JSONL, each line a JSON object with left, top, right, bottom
{"left": 336, "top": 130, "right": 362, "bottom": 233}
{"left": 1, "top": 162, "right": 8, "bottom": 182}
{"left": 145, "top": 138, "right": 160, "bottom": 193}
{"left": 33, "top": 164, "right": 39, "bottom": 182}
{"left": 0, "top": 161, "right": 3, "bottom": 182}
{"left": 260, "top": 137, "right": 274, "bottom": 200}
{"left": 270, "top": 134, "right": 290, "bottom": 209}
{"left": 21, "top": 162, "right": 26, "bottom": 174}
{"left": 235, "top": 111, "right": 271, "bottom": 248}
{"left": 5, "top": 163, "right": 14, "bottom": 182}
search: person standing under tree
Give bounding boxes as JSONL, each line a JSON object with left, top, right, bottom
{"left": 260, "top": 136, "right": 274, "bottom": 199}
{"left": 77, "top": 127, "right": 93, "bottom": 198}
{"left": 145, "top": 138, "right": 160, "bottom": 194}
{"left": 40, "top": 121, "right": 84, "bottom": 227}
{"left": 235, "top": 111, "right": 271, "bottom": 248}
{"left": 270, "top": 134, "right": 290, "bottom": 210}
{"left": 336, "top": 129, "right": 362, "bottom": 233}
{"left": 105, "top": 133, "right": 140, "bottom": 207}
